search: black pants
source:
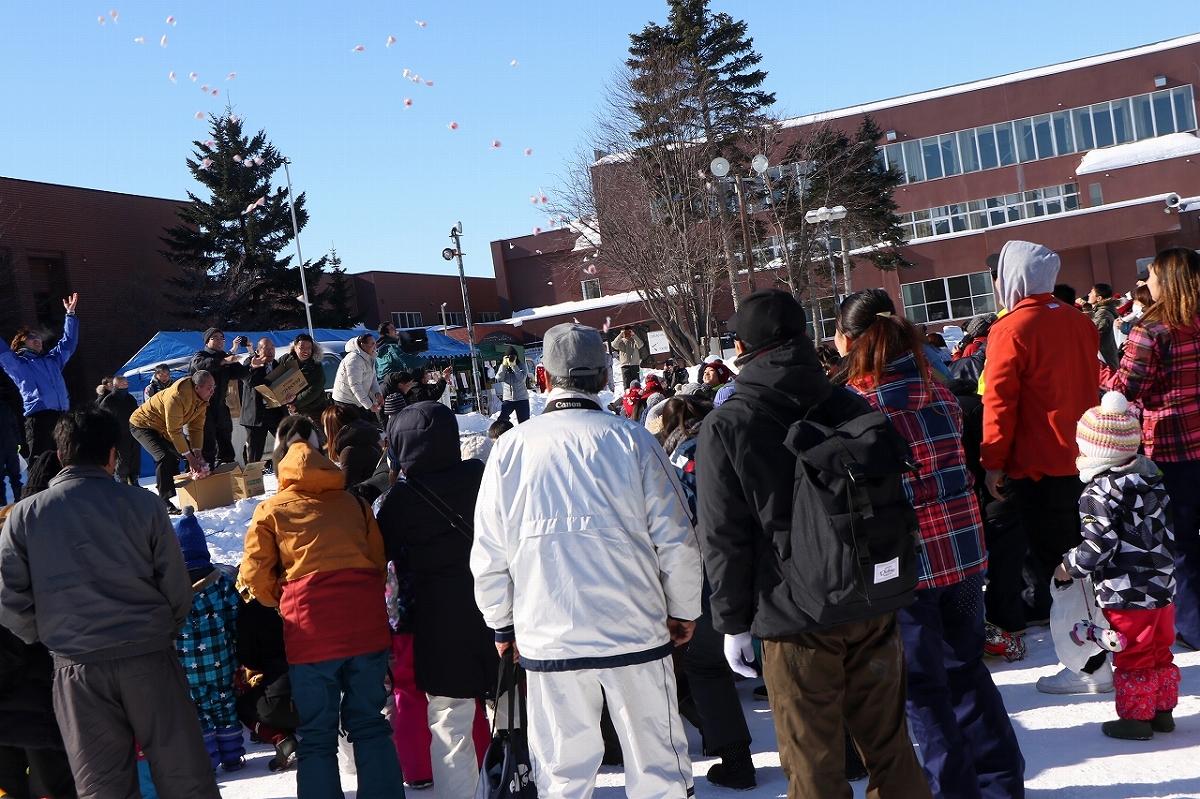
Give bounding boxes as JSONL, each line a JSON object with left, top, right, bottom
{"left": 620, "top": 365, "right": 640, "bottom": 389}
{"left": 201, "top": 402, "right": 235, "bottom": 466}
{"left": 53, "top": 648, "right": 220, "bottom": 799}
{"left": 24, "top": 410, "right": 61, "bottom": 460}
{"left": 1161, "top": 461, "right": 1200, "bottom": 649}
{"left": 981, "top": 497, "right": 1029, "bottom": 633}
{"left": 245, "top": 426, "right": 270, "bottom": 464}
{"left": 0, "top": 746, "right": 76, "bottom": 799}
{"left": 682, "top": 601, "right": 751, "bottom": 755}
{"left": 1009, "top": 474, "right": 1084, "bottom": 622}
{"left": 498, "top": 399, "right": 531, "bottom": 424}
{"left": 114, "top": 436, "right": 140, "bottom": 484}
{"left": 130, "top": 425, "right": 181, "bottom": 503}
{"left": 1, "top": 448, "right": 21, "bottom": 504}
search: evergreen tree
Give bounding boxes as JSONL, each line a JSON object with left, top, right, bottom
{"left": 161, "top": 111, "right": 325, "bottom": 329}
{"left": 312, "top": 245, "right": 359, "bottom": 328}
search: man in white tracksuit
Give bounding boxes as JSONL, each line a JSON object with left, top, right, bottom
{"left": 471, "top": 322, "right": 702, "bottom": 799}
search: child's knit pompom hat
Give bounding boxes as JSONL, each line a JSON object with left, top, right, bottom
{"left": 1076, "top": 392, "right": 1142, "bottom": 479}
{"left": 173, "top": 506, "right": 212, "bottom": 570}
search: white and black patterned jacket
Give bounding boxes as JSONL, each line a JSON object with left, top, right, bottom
{"left": 1063, "top": 456, "right": 1175, "bottom": 610}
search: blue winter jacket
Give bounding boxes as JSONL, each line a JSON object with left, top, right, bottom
{"left": 0, "top": 315, "right": 78, "bottom": 415}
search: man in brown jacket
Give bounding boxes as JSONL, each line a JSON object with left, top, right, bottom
{"left": 129, "top": 371, "right": 215, "bottom": 514}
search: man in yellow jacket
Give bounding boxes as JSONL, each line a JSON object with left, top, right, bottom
{"left": 130, "top": 371, "right": 216, "bottom": 514}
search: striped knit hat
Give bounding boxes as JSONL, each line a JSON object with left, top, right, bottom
{"left": 1077, "top": 392, "right": 1142, "bottom": 466}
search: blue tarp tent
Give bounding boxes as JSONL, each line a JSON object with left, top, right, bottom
{"left": 117, "top": 327, "right": 472, "bottom": 477}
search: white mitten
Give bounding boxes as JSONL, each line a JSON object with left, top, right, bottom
{"left": 724, "top": 632, "right": 758, "bottom": 678}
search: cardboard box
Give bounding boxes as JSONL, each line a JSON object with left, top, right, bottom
{"left": 253, "top": 365, "right": 308, "bottom": 408}
{"left": 233, "top": 461, "right": 266, "bottom": 500}
{"left": 174, "top": 463, "right": 239, "bottom": 511}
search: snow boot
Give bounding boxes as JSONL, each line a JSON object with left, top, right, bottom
{"left": 1152, "top": 710, "right": 1176, "bottom": 733}
{"left": 751, "top": 684, "right": 768, "bottom": 701}
{"left": 705, "top": 742, "right": 756, "bottom": 790}
{"left": 269, "top": 735, "right": 298, "bottom": 772}
{"left": 844, "top": 728, "right": 868, "bottom": 782}
{"left": 984, "top": 622, "right": 1027, "bottom": 662}
{"left": 201, "top": 728, "right": 219, "bottom": 770}
{"left": 216, "top": 724, "right": 246, "bottom": 772}
{"left": 1101, "top": 718, "right": 1153, "bottom": 740}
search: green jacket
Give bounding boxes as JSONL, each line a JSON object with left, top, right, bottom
{"left": 279, "top": 350, "right": 328, "bottom": 416}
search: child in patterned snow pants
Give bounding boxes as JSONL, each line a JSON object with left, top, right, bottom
{"left": 174, "top": 507, "right": 245, "bottom": 769}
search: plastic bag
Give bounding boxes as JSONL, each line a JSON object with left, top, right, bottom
{"left": 1049, "top": 576, "right": 1109, "bottom": 672}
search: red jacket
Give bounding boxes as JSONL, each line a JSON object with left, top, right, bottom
{"left": 980, "top": 294, "right": 1100, "bottom": 480}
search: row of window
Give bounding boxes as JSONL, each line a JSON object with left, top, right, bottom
{"left": 897, "top": 183, "right": 1081, "bottom": 242}
{"left": 879, "top": 85, "right": 1196, "bottom": 185}
{"left": 391, "top": 311, "right": 503, "bottom": 328}
{"left": 902, "top": 271, "right": 997, "bottom": 324}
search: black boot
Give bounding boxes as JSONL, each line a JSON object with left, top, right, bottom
{"left": 844, "top": 728, "right": 868, "bottom": 782}
{"left": 706, "top": 742, "right": 756, "bottom": 790}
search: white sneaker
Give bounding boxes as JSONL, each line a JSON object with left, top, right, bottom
{"left": 1035, "top": 661, "right": 1113, "bottom": 694}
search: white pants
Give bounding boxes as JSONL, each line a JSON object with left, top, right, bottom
{"left": 526, "top": 656, "right": 693, "bottom": 799}
{"left": 427, "top": 694, "right": 480, "bottom": 799}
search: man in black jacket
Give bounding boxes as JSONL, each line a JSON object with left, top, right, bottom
{"left": 696, "top": 289, "right": 930, "bottom": 799}
{"left": 98, "top": 375, "right": 140, "bottom": 485}
{"left": 188, "top": 329, "right": 249, "bottom": 467}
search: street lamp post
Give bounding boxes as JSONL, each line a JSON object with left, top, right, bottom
{"left": 281, "top": 158, "right": 315, "bottom": 338}
{"left": 711, "top": 155, "right": 772, "bottom": 296}
{"left": 440, "top": 302, "right": 448, "bottom": 332}
{"left": 804, "top": 205, "right": 849, "bottom": 335}
{"left": 442, "top": 224, "right": 484, "bottom": 414}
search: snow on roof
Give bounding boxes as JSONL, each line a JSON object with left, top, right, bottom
{"left": 780, "top": 33, "right": 1200, "bottom": 129}
{"left": 503, "top": 290, "right": 644, "bottom": 325}
{"left": 1075, "top": 133, "right": 1200, "bottom": 175}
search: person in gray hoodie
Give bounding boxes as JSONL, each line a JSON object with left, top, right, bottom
{"left": 494, "top": 346, "right": 530, "bottom": 423}
{"left": 0, "top": 408, "right": 219, "bottom": 799}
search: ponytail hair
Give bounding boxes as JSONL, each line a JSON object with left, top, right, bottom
{"left": 835, "top": 288, "right": 930, "bottom": 391}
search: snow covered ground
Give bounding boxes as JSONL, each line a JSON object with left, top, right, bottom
{"left": 210, "top": 630, "right": 1200, "bottom": 798}
{"left": 180, "top": 401, "right": 1200, "bottom": 798}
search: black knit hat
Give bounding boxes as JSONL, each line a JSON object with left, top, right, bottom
{"left": 203, "top": 328, "right": 223, "bottom": 345}
{"left": 22, "top": 451, "right": 62, "bottom": 499}
{"left": 728, "top": 289, "right": 809, "bottom": 350}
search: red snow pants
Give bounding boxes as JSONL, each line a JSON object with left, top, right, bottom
{"left": 1104, "top": 605, "right": 1180, "bottom": 721}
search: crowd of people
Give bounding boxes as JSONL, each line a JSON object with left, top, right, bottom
{"left": 0, "top": 239, "right": 1197, "bottom": 799}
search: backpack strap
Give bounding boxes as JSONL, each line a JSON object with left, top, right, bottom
{"left": 400, "top": 472, "right": 475, "bottom": 542}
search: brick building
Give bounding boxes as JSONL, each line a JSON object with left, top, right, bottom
{"left": 350, "top": 270, "right": 502, "bottom": 332}
{"left": 0, "top": 177, "right": 185, "bottom": 408}
{"left": 489, "top": 33, "right": 1200, "bottom": 347}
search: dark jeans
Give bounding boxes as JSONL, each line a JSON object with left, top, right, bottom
{"left": 1009, "top": 474, "right": 1084, "bottom": 622}
{"left": 244, "top": 425, "right": 278, "bottom": 465}
{"left": 1, "top": 448, "right": 21, "bottom": 504}
{"left": 115, "top": 436, "right": 141, "bottom": 483}
{"left": 982, "top": 498, "right": 1029, "bottom": 633}
{"left": 130, "top": 425, "right": 181, "bottom": 503}
{"left": 289, "top": 649, "right": 403, "bottom": 799}
{"left": 620, "top": 365, "right": 640, "bottom": 389}
{"left": 25, "top": 410, "right": 61, "bottom": 460}
{"left": 0, "top": 746, "right": 76, "bottom": 799}
{"left": 201, "top": 403, "right": 235, "bottom": 466}
{"left": 898, "top": 573, "right": 1025, "bottom": 799}
{"left": 682, "top": 599, "right": 751, "bottom": 755}
{"left": 1160, "top": 460, "right": 1200, "bottom": 648}
{"left": 498, "top": 399, "right": 530, "bottom": 424}
{"left": 53, "top": 648, "right": 220, "bottom": 799}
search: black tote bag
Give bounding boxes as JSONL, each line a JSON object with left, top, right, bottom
{"left": 475, "top": 654, "right": 537, "bottom": 799}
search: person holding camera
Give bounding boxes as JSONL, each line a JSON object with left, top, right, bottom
{"left": 189, "top": 329, "right": 250, "bottom": 467}
{"left": 494, "top": 347, "right": 530, "bottom": 424}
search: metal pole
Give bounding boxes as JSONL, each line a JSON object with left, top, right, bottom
{"left": 281, "top": 159, "right": 315, "bottom": 338}
{"left": 824, "top": 218, "right": 840, "bottom": 314}
{"left": 449, "top": 224, "right": 484, "bottom": 414}
{"left": 734, "top": 174, "right": 756, "bottom": 293}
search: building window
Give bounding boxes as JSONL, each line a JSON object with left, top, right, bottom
{"left": 806, "top": 296, "right": 839, "bottom": 341}
{"left": 1089, "top": 183, "right": 1104, "bottom": 207}
{"left": 478, "top": 312, "right": 503, "bottom": 323}
{"left": 392, "top": 311, "right": 423, "bottom": 329}
{"left": 898, "top": 183, "right": 1079, "bottom": 242}
{"left": 880, "top": 84, "right": 1196, "bottom": 185}
{"left": 902, "top": 271, "right": 996, "bottom": 324}
{"left": 437, "top": 312, "right": 465, "bottom": 327}
{"left": 582, "top": 279, "right": 602, "bottom": 300}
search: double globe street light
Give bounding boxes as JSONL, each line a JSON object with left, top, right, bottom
{"left": 805, "top": 204, "right": 848, "bottom": 314}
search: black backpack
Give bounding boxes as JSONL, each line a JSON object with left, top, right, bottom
{"left": 741, "top": 396, "right": 923, "bottom": 626}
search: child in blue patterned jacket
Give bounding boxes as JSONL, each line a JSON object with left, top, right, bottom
{"left": 174, "top": 506, "right": 245, "bottom": 770}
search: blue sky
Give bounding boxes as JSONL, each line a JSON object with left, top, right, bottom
{"left": 1, "top": 2, "right": 1197, "bottom": 277}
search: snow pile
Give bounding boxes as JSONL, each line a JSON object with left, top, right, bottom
{"left": 1076, "top": 132, "right": 1200, "bottom": 175}
{"left": 195, "top": 473, "right": 278, "bottom": 566}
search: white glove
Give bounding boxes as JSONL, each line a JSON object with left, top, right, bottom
{"left": 724, "top": 632, "right": 758, "bottom": 678}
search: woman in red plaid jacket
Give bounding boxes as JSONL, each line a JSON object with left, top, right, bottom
{"left": 835, "top": 288, "right": 1025, "bottom": 799}
{"left": 1113, "top": 247, "right": 1200, "bottom": 650}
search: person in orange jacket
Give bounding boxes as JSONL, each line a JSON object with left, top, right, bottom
{"left": 980, "top": 240, "right": 1102, "bottom": 694}
{"left": 239, "top": 415, "right": 402, "bottom": 798}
